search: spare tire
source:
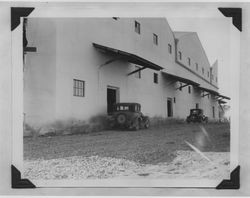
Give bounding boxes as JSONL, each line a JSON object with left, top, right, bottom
{"left": 117, "top": 113, "right": 127, "bottom": 124}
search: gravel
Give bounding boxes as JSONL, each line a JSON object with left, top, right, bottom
{"left": 24, "top": 151, "right": 230, "bottom": 180}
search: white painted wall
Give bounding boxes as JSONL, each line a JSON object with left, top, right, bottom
{"left": 24, "top": 17, "right": 220, "bottom": 130}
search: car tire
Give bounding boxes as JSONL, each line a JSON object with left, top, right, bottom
{"left": 144, "top": 117, "right": 150, "bottom": 129}
{"left": 116, "top": 113, "right": 127, "bottom": 125}
{"left": 133, "top": 118, "right": 140, "bottom": 131}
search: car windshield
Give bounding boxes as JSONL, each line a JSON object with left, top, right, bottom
{"left": 191, "top": 109, "right": 201, "bottom": 114}
{"left": 116, "top": 105, "right": 130, "bottom": 111}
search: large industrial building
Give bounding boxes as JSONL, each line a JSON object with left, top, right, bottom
{"left": 23, "top": 17, "right": 229, "bottom": 131}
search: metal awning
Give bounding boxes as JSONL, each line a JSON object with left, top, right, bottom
{"left": 162, "top": 72, "right": 200, "bottom": 86}
{"left": 93, "top": 43, "right": 163, "bottom": 71}
{"left": 198, "top": 86, "right": 219, "bottom": 96}
{"left": 218, "top": 94, "right": 230, "bottom": 100}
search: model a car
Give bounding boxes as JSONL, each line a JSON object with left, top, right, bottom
{"left": 108, "top": 103, "right": 150, "bottom": 130}
{"left": 186, "top": 108, "right": 208, "bottom": 123}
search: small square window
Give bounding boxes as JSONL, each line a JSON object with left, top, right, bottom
{"left": 154, "top": 73, "right": 158, "bottom": 84}
{"left": 168, "top": 44, "right": 172, "bottom": 54}
{"left": 188, "top": 57, "right": 191, "bottom": 66}
{"left": 178, "top": 51, "right": 182, "bottom": 60}
{"left": 134, "top": 65, "right": 141, "bottom": 79}
{"left": 196, "top": 63, "right": 198, "bottom": 71}
{"left": 73, "top": 79, "right": 85, "bottom": 97}
{"left": 135, "top": 21, "right": 140, "bottom": 34}
{"left": 153, "top": 33, "right": 158, "bottom": 45}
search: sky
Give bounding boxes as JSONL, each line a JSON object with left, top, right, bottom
{"left": 167, "top": 17, "right": 232, "bottom": 98}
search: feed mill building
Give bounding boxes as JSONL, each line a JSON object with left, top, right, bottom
{"left": 23, "top": 18, "right": 229, "bottom": 132}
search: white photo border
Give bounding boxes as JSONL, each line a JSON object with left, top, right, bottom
{"left": 11, "top": 2, "right": 240, "bottom": 188}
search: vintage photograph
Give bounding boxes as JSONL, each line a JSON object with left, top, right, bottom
{"left": 22, "top": 16, "right": 231, "bottom": 183}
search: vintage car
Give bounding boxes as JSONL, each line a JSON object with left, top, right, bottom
{"left": 186, "top": 108, "right": 208, "bottom": 123}
{"left": 108, "top": 103, "right": 150, "bottom": 130}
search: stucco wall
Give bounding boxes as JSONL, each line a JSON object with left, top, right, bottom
{"left": 24, "top": 17, "right": 220, "bottom": 131}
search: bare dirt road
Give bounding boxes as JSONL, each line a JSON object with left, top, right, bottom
{"left": 24, "top": 123, "right": 230, "bottom": 180}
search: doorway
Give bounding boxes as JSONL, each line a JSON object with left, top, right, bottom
{"left": 167, "top": 97, "right": 173, "bottom": 117}
{"left": 107, "top": 86, "right": 119, "bottom": 114}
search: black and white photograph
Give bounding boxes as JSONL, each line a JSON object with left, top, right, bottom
{"left": 3, "top": 2, "right": 245, "bottom": 191}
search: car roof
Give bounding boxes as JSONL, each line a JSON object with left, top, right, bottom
{"left": 114, "top": 103, "right": 141, "bottom": 106}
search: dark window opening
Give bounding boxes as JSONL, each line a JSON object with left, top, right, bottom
{"left": 167, "top": 98, "right": 173, "bottom": 117}
{"left": 178, "top": 51, "right": 182, "bottom": 60}
{"left": 212, "top": 106, "right": 215, "bottom": 118}
{"left": 188, "top": 57, "right": 191, "bottom": 66}
{"left": 188, "top": 86, "right": 191, "bottom": 94}
{"left": 73, "top": 79, "right": 85, "bottom": 97}
{"left": 154, "top": 73, "right": 158, "bottom": 84}
{"left": 196, "top": 63, "right": 198, "bottom": 71}
{"left": 174, "top": 97, "right": 176, "bottom": 103}
{"left": 202, "top": 68, "right": 204, "bottom": 75}
{"left": 168, "top": 44, "right": 172, "bottom": 54}
{"left": 196, "top": 103, "right": 199, "bottom": 109}
{"left": 135, "top": 21, "right": 140, "bottom": 34}
{"left": 153, "top": 33, "right": 158, "bottom": 45}
{"left": 207, "top": 71, "right": 210, "bottom": 78}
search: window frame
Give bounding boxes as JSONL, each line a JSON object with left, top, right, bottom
{"left": 73, "top": 79, "right": 85, "bottom": 97}
{"left": 153, "top": 73, "right": 158, "bottom": 84}
{"left": 135, "top": 21, "right": 141, "bottom": 34}
{"left": 168, "top": 44, "right": 172, "bottom": 54}
{"left": 178, "top": 51, "right": 182, "bottom": 60}
{"left": 153, "top": 33, "right": 158, "bottom": 45}
{"left": 188, "top": 57, "right": 191, "bottom": 66}
{"left": 195, "top": 63, "right": 198, "bottom": 71}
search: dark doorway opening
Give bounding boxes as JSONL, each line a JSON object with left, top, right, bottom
{"left": 167, "top": 98, "right": 173, "bottom": 117}
{"left": 196, "top": 103, "right": 199, "bottom": 109}
{"left": 107, "top": 87, "right": 118, "bottom": 115}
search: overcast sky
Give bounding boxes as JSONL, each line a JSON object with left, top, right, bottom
{"left": 167, "top": 17, "right": 231, "bottom": 98}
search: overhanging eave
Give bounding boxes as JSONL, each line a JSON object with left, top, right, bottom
{"left": 93, "top": 43, "right": 163, "bottom": 71}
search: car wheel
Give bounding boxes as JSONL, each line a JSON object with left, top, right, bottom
{"left": 133, "top": 119, "right": 140, "bottom": 131}
{"left": 144, "top": 118, "right": 150, "bottom": 129}
{"left": 117, "top": 113, "right": 127, "bottom": 125}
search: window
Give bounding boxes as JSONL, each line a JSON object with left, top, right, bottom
{"left": 134, "top": 65, "right": 141, "bottom": 79}
{"left": 188, "top": 57, "right": 191, "bottom": 66}
{"left": 211, "top": 74, "right": 214, "bottom": 80}
{"left": 154, "top": 73, "right": 158, "bottom": 84}
{"left": 168, "top": 44, "right": 172, "bottom": 54}
{"left": 196, "top": 63, "right": 198, "bottom": 71}
{"left": 188, "top": 86, "right": 191, "bottom": 94}
{"left": 153, "top": 33, "right": 158, "bottom": 45}
{"left": 135, "top": 21, "right": 140, "bottom": 34}
{"left": 202, "top": 67, "right": 204, "bottom": 75}
{"left": 207, "top": 71, "right": 210, "bottom": 78}
{"left": 174, "top": 97, "right": 176, "bottom": 103}
{"left": 73, "top": 79, "right": 85, "bottom": 97}
{"left": 178, "top": 51, "right": 182, "bottom": 60}
{"left": 196, "top": 103, "right": 199, "bottom": 109}
{"left": 212, "top": 106, "right": 215, "bottom": 118}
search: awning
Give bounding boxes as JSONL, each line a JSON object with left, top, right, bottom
{"left": 162, "top": 71, "right": 200, "bottom": 86}
{"left": 218, "top": 94, "right": 231, "bottom": 100}
{"left": 93, "top": 43, "right": 163, "bottom": 71}
{"left": 198, "top": 86, "right": 219, "bottom": 96}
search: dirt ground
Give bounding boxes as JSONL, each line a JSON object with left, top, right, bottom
{"left": 23, "top": 123, "right": 230, "bottom": 180}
